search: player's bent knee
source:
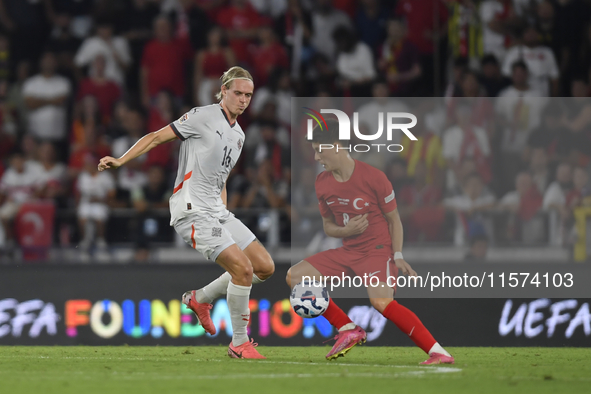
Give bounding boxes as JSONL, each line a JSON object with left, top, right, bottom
{"left": 233, "top": 262, "right": 253, "bottom": 285}
{"left": 370, "top": 298, "right": 393, "bottom": 314}
{"left": 256, "top": 254, "right": 275, "bottom": 280}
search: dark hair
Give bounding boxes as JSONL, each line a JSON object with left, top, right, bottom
{"left": 309, "top": 119, "right": 349, "bottom": 147}
{"left": 481, "top": 54, "right": 499, "bottom": 67}
{"left": 454, "top": 57, "right": 469, "bottom": 68}
{"left": 511, "top": 60, "right": 528, "bottom": 73}
{"left": 332, "top": 26, "right": 357, "bottom": 53}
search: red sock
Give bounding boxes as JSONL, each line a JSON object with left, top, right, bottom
{"left": 323, "top": 298, "right": 353, "bottom": 330}
{"left": 382, "top": 300, "right": 436, "bottom": 354}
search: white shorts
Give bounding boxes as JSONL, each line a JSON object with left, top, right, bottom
{"left": 78, "top": 202, "right": 109, "bottom": 221}
{"left": 174, "top": 211, "right": 256, "bottom": 261}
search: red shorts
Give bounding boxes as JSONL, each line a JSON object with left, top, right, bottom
{"left": 306, "top": 246, "right": 398, "bottom": 288}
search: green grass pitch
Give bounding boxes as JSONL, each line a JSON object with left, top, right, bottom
{"left": 1, "top": 346, "right": 589, "bottom": 394}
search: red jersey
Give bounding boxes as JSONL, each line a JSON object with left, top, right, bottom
{"left": 315, "top": 160, "right": 398, "bottom": 252}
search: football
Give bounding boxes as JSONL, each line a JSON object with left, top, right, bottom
{"left": 290, "top": 280, "right": 330, "bottom": 318}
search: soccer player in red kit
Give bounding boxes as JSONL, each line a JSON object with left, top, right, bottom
{"left": 286, "top": 120, "right": 454, "bottom": 365}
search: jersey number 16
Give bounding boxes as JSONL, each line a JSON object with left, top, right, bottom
{"left": 221, "top": 146, "right": 233, "bottom": 168}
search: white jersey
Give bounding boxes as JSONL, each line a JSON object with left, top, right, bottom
{"left": 169, "top": 104, "right": 245, "bottom": 226}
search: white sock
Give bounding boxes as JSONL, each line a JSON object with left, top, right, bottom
{"left": 197, "top": 272, "right": 266, "bottom": 304}
{"left": 252, "top": 273, "right": 266, "bottom": 284}
{"left": 227, "top": 281, "right": 252, "bottom": 347}
{"left": 338, "top": 323, "right": 356, "bottom": 332}
{"left": 196, "top": 272, "right": 232, "bottom": 304}
{"left": 428, "top": 342, "right": 451, "bottom": 357}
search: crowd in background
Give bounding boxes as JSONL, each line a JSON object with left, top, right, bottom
{"left": 1, "top": 0, "right": 591, "bottom": 261}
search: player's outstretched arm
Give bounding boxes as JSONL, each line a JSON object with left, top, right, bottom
{"left": 384, "top": 208, "right": 417, "bottom": 277}
{"left": 98, "top": 125, "right": 178, "bottom": 171}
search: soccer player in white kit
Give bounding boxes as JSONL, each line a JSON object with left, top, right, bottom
{"left": 98, "top": 67, "right": 274, "bottom": 359}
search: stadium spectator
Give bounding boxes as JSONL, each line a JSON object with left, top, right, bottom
{"left": 502, "top": 25, "right": 559, "bottom": 96}
{"left": 76, "top": 153, "right": 115, "bottom": 255}
{"left": 442, "top": 103, "right": 492, "bottom": 192}
{"left": 216, "top": 0, "right": 264, "bottom": 64}
{"left": 68, "top": 96, "right": 112, "bottom": 180}
{"left": 46, "top": 0, "right": 94, "bottom": 39}
{"left": 567, "top": 166, "right": 591, "bottom": 210}
{"left": 334, "top": 26, "right": 376, "bottom": 96}
{"left": 249, "top": 26, "right": 289, "bottom": 86}
{"left": 395, "top": 0, "right": 448, "bottom": 95}
{"left": 241, "top": 159, "right": 288, "bottom": 210}
{"left": 77, "top": 55, "right": 122, "bottom": 123}
{"left": 355, "top": 0, "right": 388, "bottom": 54}
{"left": 464, "top": 233, "right": 489, "bottom": 262}
{"left": 498, "top": 171, "right": 544, "bottom": 243}
{"left": 399, "top": 110, "right": 446, "bottom": 186}
{"left": 249, "top": 68, "right": 293, "bottom": 128}
{"left": 20, "top": 134, "right": 40, "bottom": 169}
{"left": 397, "top": 162, "right": 445, "bottom": 242}
{"left": 354, "top": 80, "right": 408, "bottom": 168}
{"left": 140, "top": 16, "right": 193, "bottom": 108}
{"left": 444, "top": 172, "right": 496, "bottom": 246}
{"left": 560, "top": 81, "right": 591, "bottom": 162}
{"left": 534, "top": 1, "right": 557, "bottom": 54}
{"left": 310, "top": 0, "right": 352, "bottom": 62}
{"left": 74, "top": 18, "right": 131, "bottom": 87}
{"left": 145, "top": 91, "right": 178, "bottom": 169}
{"left": 249, "top": 0, "right": 287, "bottom": 18}
{"left": 543, "top": 162, "right": 573, "bottom": 245}
{"left": 528, "top": 147, "right": 552, "bottom": 194}
{"left": 23, "top": 52, "right": 71, "bottom": 144}
{"left": 4, "top": 60, "right": 31, "bottom": 137}
{"left": 377, "top": 19, "right": 421, "bottom": 96}
{"left": 46, "top": 12, "right": 82, "bottom": 83}
{"left": 0, "top": 151, "right": 43, "bottom": 254}
{"left": 194, "top": 27, "right": 235, "bottom": 106}
{"left": 125, "top": 0, "right": 160, "bottom": 91}
{"left": 479, "top": 54, "right": 511, "bottom": 97}
{"left": 276, "top": 0, "right": 312, "bottom": 78}
{"left": 246, "top": 120, "right": 290, "bottom": 179}
{"left": 131, "top": 165, "right": 171, "bottom": 256}
{"left": 112, "top": 108, "right": 148, "bottom": 204}
{"left": 449, "top": 72, "right": 495, "bottom": 130}
{"left": 444, "top": 56, "right": 469, "bottom": 98}
{"left": 37, "top": 142, "right": 67, "bottom": 201}
{"left": 447, "top": 0, "right": 482, "bottom": 68}
{"left": 245, "top": 107, "right": 290, "bottom": 154}
{"left": 496, "top": 61, "right": 548, "bottom": 190}
{"left": 479, "top": 0, "right": 521, "bottom": 63}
